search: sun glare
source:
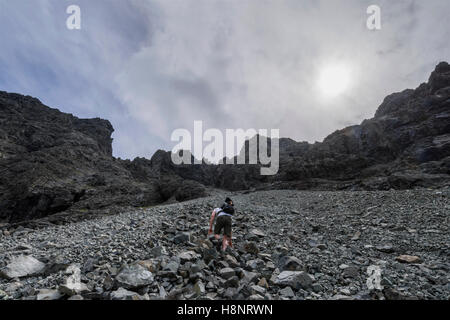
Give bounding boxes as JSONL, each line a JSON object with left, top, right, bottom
{"left": 317, "top": 64, "right": 352, "bottom": 97}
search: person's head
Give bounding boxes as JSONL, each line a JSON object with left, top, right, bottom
{"left": 225, "top": 197, "right": 233, "bottom": 205}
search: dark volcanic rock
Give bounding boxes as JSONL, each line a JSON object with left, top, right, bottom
{"left": 0, "top": 92, "right": 206, "bottom": 223}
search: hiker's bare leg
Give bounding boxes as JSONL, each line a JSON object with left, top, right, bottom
{"left": 222, "top": 234, "right": 234, "bottom": 251}
{"left": 208, "top": 211, "right": 216, "bottom": 236}
{"left": 222, "top": 236, "right": 228, "bottom": 251}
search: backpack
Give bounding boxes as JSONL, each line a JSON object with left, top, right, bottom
{"left": 220, "top": 203, "right": 235, "bottom": 215}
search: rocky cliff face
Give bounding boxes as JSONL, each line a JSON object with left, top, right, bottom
{"left": 276, "top": 62, "right": 450, "bottom": 190}
{"left": 0, "top": 62, "right": 449, "bottom": 223}
{"left": 0, "top": 93, "right": 206, "bottom": 223}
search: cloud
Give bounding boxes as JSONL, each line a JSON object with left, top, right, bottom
{"left": 115, "top": 0, "right": 450, "bottom": 149}
{"left": 1, "top": 0, "right": 449, "bottom": 159}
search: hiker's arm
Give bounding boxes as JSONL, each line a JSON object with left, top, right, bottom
{"left": 208, "top": 211, "right": 215, "bottom": 235}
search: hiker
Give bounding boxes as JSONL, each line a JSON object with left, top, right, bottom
{"left": 208, "top": 197, "right": 235, "bottom": 251}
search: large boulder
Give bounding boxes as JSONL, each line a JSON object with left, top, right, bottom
{"left": 115, "top": 263, "right": 154, "bottom": 289}
{"left": 278, "top": 256, "right": 303, "bottom": 271}
{"left": 0, "top": 255, "right": 45, "bottom": 279}
{"left": 274, "top": 271, "right": 314, "bottom": 290}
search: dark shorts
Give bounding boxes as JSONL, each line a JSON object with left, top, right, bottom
{"left": 214, "top": 215, "right": 232, "bottom": 237}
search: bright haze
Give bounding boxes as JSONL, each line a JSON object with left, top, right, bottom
{"left": 0, "top": 0, "right": 449, "bottom": 160}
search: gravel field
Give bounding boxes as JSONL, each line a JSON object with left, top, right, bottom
{"left": 0, "top": 188, "right": 449, "bottom": 300}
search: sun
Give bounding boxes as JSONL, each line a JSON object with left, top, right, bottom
{"left": 317, "top": 64, "right": 352, "bottom": 97}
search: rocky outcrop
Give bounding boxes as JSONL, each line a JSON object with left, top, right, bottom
{"left": 289, "top": 62, "right": 450, "bottom": 189}
{"left": 0, "top": 92, "right": 206, "bottom": 223}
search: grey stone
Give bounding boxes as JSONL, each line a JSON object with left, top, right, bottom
{"left": 0, "top": 256, "right": 45, "bottom": 279}
{"left": 250, "top": 285, "right": 266, "bottom": 296}
{"left": 278, "top": 256, "right": 303, "bottom": 271}
{"left": 203, "top": 248, "right": 218, "bottom": 264}
{"left": 275, "top": 271, "right": 314, "bottom": 290}
{"left": 244, "top": 242, "right": 259, "bottom": 255}
{"left": 279, "top": 286, "right": 295, "bottom": 298}
{"left": 173, "top": 232, "right": 190, "bottom": 244}
{"left": 250, "top": 229, "right": 265, "bottom": 238}
{"left": 219, "top": 267, "right": 236, "bottom": 280}
{"left": 111, "top": 287, "right": 142, "bottom": 300}
{"left": 224, "top": 276, "right": 240, "bottom": 288}
{"left": 36, "top": 289, "right": 63, "bottom": 300}
{"left": 193, "top": 281, "right": 206, "bottom": 296}
{"left": 246, "top": 259, "right": 265, "bottom": 271}
{"left": 242, "top": 270, "right": 259, "bottom": 284}
{"left": 342, "top": 266, "right": 359, "bottom": 279}
{"left": 164, "top": 261, "right": 180, "bottom": 273}
{"left": 376, "top": 245, "right": 395, "bottom": 253}
{"left": 178, "top": 251, "right": 200, "bottom": 263}
{"left": 115, "top": 264, "right": 154, "bottom": 289}
{"left": 149, "top": 246, "right": 164, "bottom": 257}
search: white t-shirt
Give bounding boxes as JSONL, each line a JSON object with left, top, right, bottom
{"left": 214, "top": 207, "right": 233, "bottom": 218}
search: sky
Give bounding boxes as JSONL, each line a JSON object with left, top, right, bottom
{"left": 0, "top": 0, "right": 449, "bottom": 160}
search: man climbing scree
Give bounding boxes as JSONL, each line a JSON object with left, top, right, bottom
{"left": 208, "top": 197, "right": 235, "bottom": 252}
